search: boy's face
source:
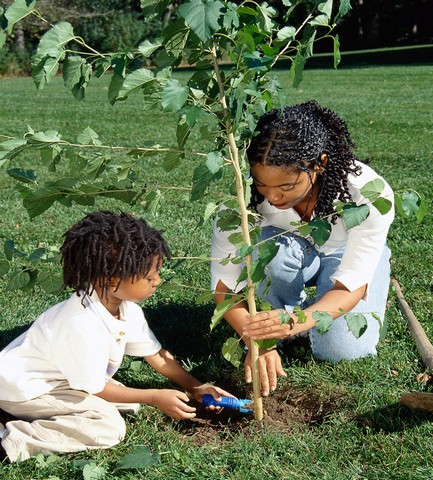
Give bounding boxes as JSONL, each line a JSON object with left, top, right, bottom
{"left": 109, "top": 257, "right": 163, "bottom": 303}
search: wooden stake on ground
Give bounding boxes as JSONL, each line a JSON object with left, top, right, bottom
{"left": 391, "top": 278, "right": 433, "bottom": 369}
{"left": 392, "top": 278, "right": 433, "bottom": 413}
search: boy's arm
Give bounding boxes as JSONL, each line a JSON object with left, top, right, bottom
{"left": 95, "top": 379, "right": 197, "bottom": 420}
{"left": 144, "top": 348, "right": 202, "bottom": 391}
{"left": 144, "top": 348, "right": 234, "bottom": 402}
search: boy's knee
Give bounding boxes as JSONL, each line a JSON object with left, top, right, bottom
{"left": 86, "top": 404, "right": 126, "bottom": 448}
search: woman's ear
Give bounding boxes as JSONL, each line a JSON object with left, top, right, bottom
{"left": 315, "top": 153, "right": 328, "bottom": 174}
{"left": 320, "top": 153, "right": 328, "bottom": 166}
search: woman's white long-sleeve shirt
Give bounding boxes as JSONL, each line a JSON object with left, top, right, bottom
{"left": 211, "top": 162, "right": 394, "bottom": 297}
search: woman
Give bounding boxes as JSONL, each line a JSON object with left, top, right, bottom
{"left": 211, "top": 100, "right": 394, "bottom": 396}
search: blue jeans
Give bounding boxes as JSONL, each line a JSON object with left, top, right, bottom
{"left": 257, "top": 226, "right": 391, "bottom": 362}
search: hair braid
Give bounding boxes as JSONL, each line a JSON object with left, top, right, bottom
{"left": 247, "top": 100, "right": 366, "bottom": 222}
{"left": 61, "top": 210, "right": 171, "bottom": 299}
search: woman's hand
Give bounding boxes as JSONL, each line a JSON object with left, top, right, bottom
{"left": 243, "top": 309, "right": 313, "bottom": 341}
{"left": 150, "top": 389, "right": 197, "bottom": 420}
{"left": 245, "top": 347, "right": 287, "bottom": 396}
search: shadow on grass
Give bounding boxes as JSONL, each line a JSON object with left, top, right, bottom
{"left": 143, "top": 301, "right": 225, "bottom": 359}
{"left": 0, "top": 324, "right": 29, "bottom": 351}
{"left": 355, "top": 401, "right": 433, "bottom": 433}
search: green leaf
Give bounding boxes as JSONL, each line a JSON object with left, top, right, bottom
{"left": 313, "top": 311, "right": 333, "bottom": 335}
{"left": 372, "top": 197, "right": 392, "bottom": 215}
{"left": 191, "top": 164, "right": 221, "bottom": 201}
{"left": 108, "top": 74, "right": 126, "bottom": 106}
{"left": 258, "top": 240, "right": 279, "bottom": 265}
{"left": 204, "top": 202, "right": 218, "bottom": 222}
{"left": 7, "top": 269, "right": 30, "bottom": 291}
{"left": 161, "top": 78, "right": 189, "bottom": 112}
{"left": 195, "top": 289, "right": 215, "bottom": 304}
{"left": 76, "top": 127, "right": 101, "bottom": 146}
{"left": 28, "top": 247, "right": 46, "bottom": 263}
{"left": 83, "top": 463, "right": 106, "bottom": 480}
{"left": 277, "top": 26, "right": 296, "bottom": 42}
{"left": 279, "top": 310, "right": 294, "bottom": 325}
{"left": 176, "top": 119, "right": 191, "bottom": 149}
{"left": 27, "top": 130, "right": 62, "bottom": 146}
{"left": 318, "top": 0, "right": 333, "bottom": 18}
{"left": 341, "top": 203, "right": 370, "bottom": 229}
{"left": 178, "top": 0, "right": 224, "bottom": 42}
{"left": 290, "top": 50, "right": 306, "bottom": 89}
{"left": 210, "top": 297, "right": 236, "bottom": 330}
{"left": 4, "top": 0, "right": 36, "bottom": 34}
{"left": 117, "top": 68, "right": 155, "bottom": 101}
{"left": 206, "top": 151, "right": 224, "bottom": 174}
{"left": 140, "top": 0, "right": 173, "bottom": 17}
{"left": 333, "top": 34, "right": 341, "bottom": 69}
{"left": 23, "top": 188, "right": 61, "bottom": 218}
{"left": 309, "top": 14, "right": 329, "bottom": 27}
{"left": 34, "top": 22, "right": 75, "bottom": 60}
{"left": 138, "top": 39, "right": 163, "bottom": 57}
{"left": 360, "top": 178, "right": 385, "bottom": 202}
{"left": 216, "top": 209, "right": 241, "bottom": 231}
{"left": 0, "top": 138, "right": 27, "bottom": 165}
{"left": 163, "top": 152, "right": 182, "bottom": 172}
{"left": 344, "top": 313, "right": 368, "bottom": 339}
{"left": 63, "top": 55, "right": 85, "bottom": 89}
{"left": 250, "top": 260, "right": 266, "bottom": 283}
{"left": 244, "top": 51, "right": 274, "bottom": 73}
{"left": 395, "top": 191, "right": 421, "bottom": 218}
{"left": 294, "top": 309, "right": 307, "bottom": 324}
{"left": 309, "top": 218, "right": 331, "bottom": 246}
{"left": 164, "top": 22, "right": 190, "bottom": 59}
{"left": 4, "top": 239, "right": 26, "bottom": 259}
{"left": 336, "top": 0, "right": 352, "bottom": 21}
{"left": 7, "top": 168, "right": 37, "bottom": 184}
{"left": 38, "top": 269, "right": 63, "bottom": 294}
{"left": 255, "top": 338, "right": 278, "bottom": 350}
{"left": 228, "top": 232, "right": 244, "bottom": 249}
{"left": 71, "top": 63, "right": 92, "bottom": 100}
{"left": 415, "top": 196, "right": 429, "bottom": 224}
{"left": 221, "top": 337, "right": 243, "bottom": 368}
{"left": 0, "top": 259, "right": 10, "bottom": 276}
{"left": 117, "top": 446, "right": 160, "bottom": 469}
{"left": 185, "top": 105, "right": 202, "bottom": 127}
{"left": 257, "top": 3, "right": 277, "bottom": 33}
{"left": 0, "top": 30, "right": 6, "bottom": 49}
{"left": 4, "top": 240, "right": 15, "bottom": 260}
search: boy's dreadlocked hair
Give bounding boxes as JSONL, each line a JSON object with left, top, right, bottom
{"left": 247, "top": 100, "right": 367, "bottom": 222}
{"left": 61, "top": 210, "right": 171, "bottom": 299}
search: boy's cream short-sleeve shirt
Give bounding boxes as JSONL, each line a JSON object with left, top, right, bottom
{"left": 0, "top": 291, "right": 161, "bottom": 402}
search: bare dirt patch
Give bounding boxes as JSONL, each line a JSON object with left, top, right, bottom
{"left": 178, "top": 385, "right": 342, "bottom": 444}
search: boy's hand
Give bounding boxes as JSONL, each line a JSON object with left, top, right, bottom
{"left": 191, "top": 383, "right": 235, "bottom": 409}
{"left": 151, "top": 389, "right": 197, "bottom": 419}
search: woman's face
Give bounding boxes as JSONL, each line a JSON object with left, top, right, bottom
{"left": 250, "top": 162, "right": 318, "bottom": 210}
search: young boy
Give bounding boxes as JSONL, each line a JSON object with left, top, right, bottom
{"left": 0, "top": 210, "right": 232, "bottom": 462}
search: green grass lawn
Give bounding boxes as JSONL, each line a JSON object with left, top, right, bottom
{"left": 0, "top": 64, "right": 432, "bottom": 479}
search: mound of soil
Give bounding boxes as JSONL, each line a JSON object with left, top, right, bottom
{"left": 178, "top": 385, "right": 341, "bottom": 444}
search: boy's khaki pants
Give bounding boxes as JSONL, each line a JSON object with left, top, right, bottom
{"left": 0, "top": 380, "right": 140, "bottom": 462}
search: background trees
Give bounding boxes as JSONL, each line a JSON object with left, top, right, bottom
{"left": 1, "top": 0, "right": 432, "bottom": 76}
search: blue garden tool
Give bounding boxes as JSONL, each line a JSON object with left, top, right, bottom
{"left": 202, "top": 394, "right": 253, "bottom": 414}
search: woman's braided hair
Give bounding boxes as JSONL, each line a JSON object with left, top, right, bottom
{"left": 61, "top": 210, "right": 171, "bottom": 299}
{"left": 247, "top": 100, "right": 366, "bottom": 222}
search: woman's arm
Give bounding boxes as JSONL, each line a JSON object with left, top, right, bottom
{"left": 243, "top": 281, "right": 367, "bottom": 340}
{"left": 214, "top": 280, "right": 287, "bottom": 396}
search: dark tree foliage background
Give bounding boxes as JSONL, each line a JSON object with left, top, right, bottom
{"left": 0, "top": 0, "right": 432, "bottom": 75}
